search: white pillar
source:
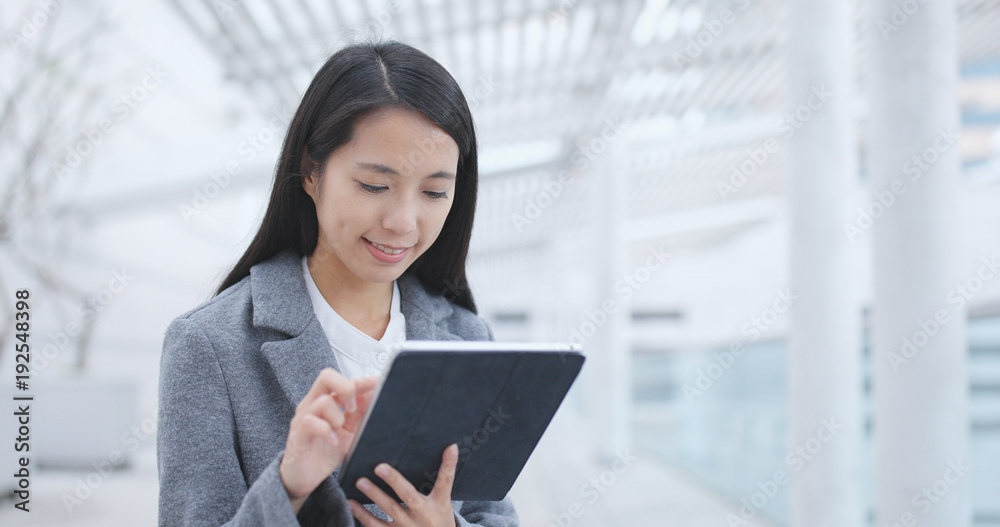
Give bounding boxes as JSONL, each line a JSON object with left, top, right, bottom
{"left": 787, "top": 1, "right": 863, "bottom": 525}
{"left": 591, "top": 142, "right": 631, "bottom": 462}
{"left": 868, "top": 1, "right": 970, "bottom": 525}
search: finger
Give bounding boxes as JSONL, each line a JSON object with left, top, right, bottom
{"left": 357, "top": 475, "right": 409, "bottom": 522}
{"left": 351, "top": 379, "right": 378, "bottom": 413}
{"left": 348, "top": 499, "right": 390, "bottom": 527}
{"left": 300, "top": 413, "right": 341, "bottom": 447}
{"left": 355, "top": 376, "right": 379, "bottom": 393}
{"left": 374, "top": 462, "right": 431, "bottom": 514}
{"left": 342, "top": 402, "right": 367, "bottom": 434}
{"left": 355, "top": 377, "right": 379, "bottom": 404}
{"left": 378, "top": 462, "right": 440, "bottom": 524}
{"left": 307, "top": 392, "right": 346, "bottom": 429}
{"left": 354, "top": 379, "right": 378, "bottom": 408}
{"left": 431, "top": 443, "right": 460, "bottom": 500}
{"left": 300, "top": 368, "right": 357, "bottom": 412}
{"left": 343, "top": 378, "right": 380, "bottom": 433}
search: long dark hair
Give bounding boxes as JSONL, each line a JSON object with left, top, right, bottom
{"left": 215, "top": 41, "right": 480, "bottom": 313}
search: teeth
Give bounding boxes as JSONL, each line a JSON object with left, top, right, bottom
{"left": 368, "top": 239, "right": 405, "bottom": 255}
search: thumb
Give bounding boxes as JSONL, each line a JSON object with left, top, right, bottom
{"left": 431, "top": 443, "right": 460, "bottom": 501}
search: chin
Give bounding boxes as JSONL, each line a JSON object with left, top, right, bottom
{"left": 358, "top": 267, "right": 406, "bottom": 284}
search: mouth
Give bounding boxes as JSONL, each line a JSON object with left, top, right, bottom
{"left": 363, "top": 238, "right": 411, "bottom": 255}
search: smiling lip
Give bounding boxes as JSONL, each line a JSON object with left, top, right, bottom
{"left": 363, "top": 237, "right": 411, "bottom": 263}
{"left": 364, "top": 238, "right": 410, "bottom": 251}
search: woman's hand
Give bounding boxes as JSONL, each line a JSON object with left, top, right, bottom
{"left": 279, "top": 368, "right": 378, "bottom": 513}
{"left": 347, "top": 443, "right": 460, "bottom": 527}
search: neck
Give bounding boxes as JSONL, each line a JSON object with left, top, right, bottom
{"left": 306, "top": 248, "right": 393, "bottom": 332}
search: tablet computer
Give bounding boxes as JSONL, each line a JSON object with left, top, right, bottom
{"left": 336, "top": 340, "right": 585, "bottom": 504}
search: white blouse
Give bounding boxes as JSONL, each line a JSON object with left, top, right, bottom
{"left": 300, "top": 256, "right": 406, "bottom": 379}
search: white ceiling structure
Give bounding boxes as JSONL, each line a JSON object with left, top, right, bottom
{"left": 161, "top": 0, "right": 1000, "bottom": 333}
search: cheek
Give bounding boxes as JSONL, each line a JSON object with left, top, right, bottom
{"left": 315, "top": 189, "right": 362, "bottom": 240}
{"left": 335, "top": 208, "right": 369, "bottom": 242}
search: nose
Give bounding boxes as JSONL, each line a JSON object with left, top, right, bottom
{"left": 381, "top": 193, "right": 417, "bottom": 235}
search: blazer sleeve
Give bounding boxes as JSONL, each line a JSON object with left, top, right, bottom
{"left": 454, "top": 497, "right": 519, "bottom": 527}
{"left": 157, "top": 317, "right": 344, "bottom": 526}
{"left": 449, "top": 315, "right": 520, "bottom": 527}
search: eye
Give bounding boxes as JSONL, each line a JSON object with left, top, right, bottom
{"left": 357, "top": 182, "right": 387, "bottom": 194}
{"left": 425, "top": 190, "right": 448, "bottom": 199}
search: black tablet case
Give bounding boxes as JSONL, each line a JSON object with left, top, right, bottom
{"left": 336, "top": 346, "right": 585, "bottom": 504}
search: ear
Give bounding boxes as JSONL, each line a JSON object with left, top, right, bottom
{"left": 301, "top": 149, "right": 319, "bottom": 200}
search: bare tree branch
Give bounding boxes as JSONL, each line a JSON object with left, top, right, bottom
{"left": 0, "top": 7, "right": 112, "bottom": 370}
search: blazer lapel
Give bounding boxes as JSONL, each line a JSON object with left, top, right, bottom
{"left": 397, "top": 271, "right": 464, "bottom": 342}
{"left": 252, "top": 250, "right": 465, "bottom": 410}
{"left": 252, "top": 250, "right": 343, "bottom": 412}
{"left": 248, "top": 249, "right": 468, "bottom": 523}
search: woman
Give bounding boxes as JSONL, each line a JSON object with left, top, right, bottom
{"left": 157, "top": 41, "right": 518, "bottom": 527}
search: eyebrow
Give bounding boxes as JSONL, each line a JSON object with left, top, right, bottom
{"left": 356, "top": 161, "right": 455, "bottom": 180}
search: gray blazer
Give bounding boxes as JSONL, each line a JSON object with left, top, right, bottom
{"left": 157, "top": 249, "right": 519, "bottom": 526}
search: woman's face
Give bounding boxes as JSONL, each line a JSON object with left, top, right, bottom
{"left": 302, "top": 107, "right": 460, "bottom": 285}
